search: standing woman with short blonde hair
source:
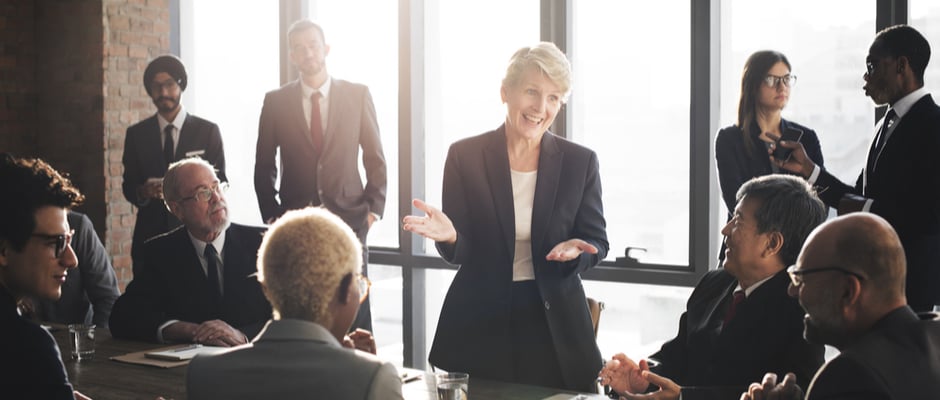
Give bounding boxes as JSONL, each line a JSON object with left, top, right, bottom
{"left": 404, "top": 42, "right": 608, "bottom": 392}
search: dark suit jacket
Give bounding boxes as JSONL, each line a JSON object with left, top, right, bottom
{"left": 35, "top": 211, "right": 120, "bottom": 328}
{"left": 650, "top": 269, "right": 824, "bottom": 398}
{"left": 109, "top": 223, "right": 271, "bottom": 342}
{"left": 122, "top": 112, "right": 227, "bottom": 272}
{"left": 0, "top": 286, "right": 74, "bottom": 399}
{"left": 428, "top": 126, "right": 608, "bottom": 392}
{"left": 254, "top": 78, "right": 386, "bottom": 240}
{"left": 187, "top": 319, "right": 403, "bottom": 400}
{"left": 716, "top": 119, "right": 824, "bottom": 215}
{"left": 805, "top": 307, "right": 940, "bottom": 400}
{"left": 815, "top": 94, "right": 940, "bottom": 309}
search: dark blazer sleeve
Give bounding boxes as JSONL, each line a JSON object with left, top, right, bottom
{"left": 805, "top": 357, "right": 891, "bottom": 400}
{"left": 435, "top": 143, "right": 473, "bottom": 264}
{"left": 563, "top": 149, "right": 608, "bottom": 274}
{"left": 715, "top": 126, "right": 750, "bottom": 214}
{"left": 122, "top": 119, "right": 152, "bottom": 206}
{"left": 195, "top": 117, "right": 227, "bottom": 182}
{"left": 6, "top": 321, "right": 75, "bottom": 399}
{"left": 109, "top": 245, "right": 170, "bottom": 342}
{"left": 358, "top": 88, "right": 387, "bottom": 218}
{"left": 70, "top": 212, "right": 120, "bottom": 328}
{"left": 254, "top": 91, "right": 283, "bottom": 222}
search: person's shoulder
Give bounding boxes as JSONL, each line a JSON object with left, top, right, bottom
{"left": 547, "top": 133, "right": 596, "bottom": 157}
{"left": 449, "top": 128, "right": 502, "bottom": 153}
{"left": 126, "top": 114, "right": 157, "bottom": 134}
{"left": 331, "top": 78, "right": 368, "bottom": 90}
{"left": 229, "top": 223, "right": 267, "bottom": 237}
{"left": 264, "top": 80, "right": 301, "bottom": 98}
{"left": 141, "top": 226, "right": 187, "bottom": 251}
{"left": 782, "top": 119, "right": 819, "bottom": 138}
{"left": 184, "top": 113, "right": 220, "bottom": 129}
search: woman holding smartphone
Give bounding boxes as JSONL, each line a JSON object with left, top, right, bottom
{"left": 715, "top": 50, "right": 825, "bottom": 257}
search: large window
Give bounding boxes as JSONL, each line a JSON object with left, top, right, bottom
{"left": 719, "top": 0, "right": 876, "bottom": 205}
{"left": 911, "top": 1, "right": 940, "bottom": 95}
{"left": 572, "top": 0, "right": 691, "bottom": 266}
{"left": 179, "top": 1, "right": 279, "bottom": 225}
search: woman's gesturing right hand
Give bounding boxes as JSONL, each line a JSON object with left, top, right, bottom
{"left": 403, "top": 198, "right": 457, "bottom": 244}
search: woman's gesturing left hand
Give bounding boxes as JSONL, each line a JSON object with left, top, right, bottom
{"left": 546, "top": 238, "right": 598, "bottom": 262}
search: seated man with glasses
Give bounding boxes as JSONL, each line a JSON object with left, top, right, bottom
{"left": 110, "top": 158, "right": 271, "bottom": 346}
{"left": 187, "top": 207, "right": 402, "bottom": 399}
{"left": 600, "top": 175, "right": 825, "bottom": 400}
{"left": 742, "top": 213, "right": 940, "bottom": 399}
{"left": 0, "top": 154, "right": 89, "bottom": 399}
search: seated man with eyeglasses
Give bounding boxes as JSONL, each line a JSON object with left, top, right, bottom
{"left": 0, "top": 154, "right": 91, "bottom": 399}
{"left": 741, "top": 213, "right": 940, "bottom": 400}
{"left": 599, "top": 175, "right": 826, "bottom": 400}
{"left": 110, "top": 158, "right": 271, "bottom": 346}
{"left": 187, "top": 207, "right": 403, "bottom": 400}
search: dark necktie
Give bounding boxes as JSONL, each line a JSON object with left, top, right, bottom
{"left": 870, "top": 108, "right": 897, "bottom": 171}
{"left": 310, "top": 92, "right": 323, "bottom": 157}
{"left": 723, "top": 290, "right": 745, "bottom": 326}
{"left": 164, "top": 124, "right": 175, "bottom": 166}
{"left": 204, "top": 244, "right": 222, "bottom": 302}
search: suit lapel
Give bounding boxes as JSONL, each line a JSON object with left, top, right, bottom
{"left": 323, "top": 78, "right": 340, "bottom": 150}
{"left": 531, "top": 133, "right": 563, "bottom": 257}
{"left": 483, "top": 128, "right": 516, "bottom": 259}
{"left": 176, "top": 113, "right": 195, "bottom": 160}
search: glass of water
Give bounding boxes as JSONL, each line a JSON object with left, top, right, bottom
{"left": 436, "top": 372, "right": 469, "bottom": 400}
{"left": 68, "top": 324, "right": 95, "bottom": 362}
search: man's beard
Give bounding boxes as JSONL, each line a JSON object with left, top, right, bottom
{"left": 154, "top": 96, "right": 180, "bottom": 113}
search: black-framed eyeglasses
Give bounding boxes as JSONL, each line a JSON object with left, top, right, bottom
{"left": 178, "top": 182, "right": 229, "bottom": 203}
{"left": 762, "top": 74, "right": 797, "bottom": 88}
{"left": 149, "top": 79, "right": 181, "bottom": 93}
{"left": 31, "top": 229, "right": 75, "bottom": 258}
{"left": 787, "top": 264, "right": 866, "bottom": 288}
{"left": 357, "top": 273, "right": 372, "bottom": 304}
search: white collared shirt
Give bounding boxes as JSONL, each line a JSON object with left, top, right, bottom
{"left": 156, "top": 105, "right": 187, "bottom": 153}
{"left": 301, "top": 78, "right": 331, "bottom": 134}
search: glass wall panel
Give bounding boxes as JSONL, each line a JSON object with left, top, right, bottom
{"left": 571, "top": 0, "right": 692, "bottom": 265}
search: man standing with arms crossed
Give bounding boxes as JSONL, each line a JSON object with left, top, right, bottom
{"left": 254, "top": 20, "right": 387, "bottom": 330}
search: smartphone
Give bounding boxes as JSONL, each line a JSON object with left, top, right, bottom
{"left": 772, "top": 127, "right": 804, "bottom": 162}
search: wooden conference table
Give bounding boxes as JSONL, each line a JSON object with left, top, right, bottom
{"left": 55, "top": 328, "right": 607, "bottom": 400}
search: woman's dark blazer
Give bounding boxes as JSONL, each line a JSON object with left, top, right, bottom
{"left": 428, "top": 125, "right": 608, "bottom": 391}
{"left": 716, "top": 119, "right": 824, "bottom": 214}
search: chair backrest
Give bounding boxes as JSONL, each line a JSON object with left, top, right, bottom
{"left": 586, "top": 297, "right": 604, "bottom": 338}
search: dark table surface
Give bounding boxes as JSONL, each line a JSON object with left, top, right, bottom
{"left": 54, "top": 328, "right": 606, "bottom": 400}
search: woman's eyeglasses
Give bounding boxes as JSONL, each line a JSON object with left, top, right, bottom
{"left": 763, "top": 74, "right": 797, "bottom": 88}
{"left": 31, "top": 229, "right": 75, "bottom": 258}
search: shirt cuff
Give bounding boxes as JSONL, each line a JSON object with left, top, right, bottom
{"left": 370, "top": 212, "right": 381, "bottom": 222}
{"left": 807, "top": 164, "right": 821, "bottom": 184}
{"left": 862, "top": 198, "right": 874, "bottom": 212}
{"left": 157, "top": 319, "right": 180, "bottom": 343}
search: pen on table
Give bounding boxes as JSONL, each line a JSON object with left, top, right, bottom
{"left": 401, "top": 374, "right": 422, "bottom": 383}
{"left": 171, "top": 344, "right": 202, "bottom": 352}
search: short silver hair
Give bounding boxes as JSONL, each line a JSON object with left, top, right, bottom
{"left": 162, "top": 157, "right": 217, "bottom": 202}
{"left": 256, "top": 207, "right": 362, "bottom": 324}
{"left": 502, "top": 42, "right": 572, "bottom": 102}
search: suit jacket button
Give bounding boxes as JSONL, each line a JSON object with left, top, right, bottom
{"left": 544, "top": 301, "right": 550, "bottom": 310}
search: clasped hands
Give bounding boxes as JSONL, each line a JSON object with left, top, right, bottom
{"left": 598, "top": 353, "right": 680, "bottom": 400}
{"left": 402, "top": 198, "right": 597, "bottom": 262}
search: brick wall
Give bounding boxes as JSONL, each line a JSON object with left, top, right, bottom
{"left": 1, "top": 0, "right": 170, "bottom": 290}
{"left": 0, "top": 0, "right": 37, "bottom": 155}
{"left": 103, "top": 0, "right": 171, "bottom": 288}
